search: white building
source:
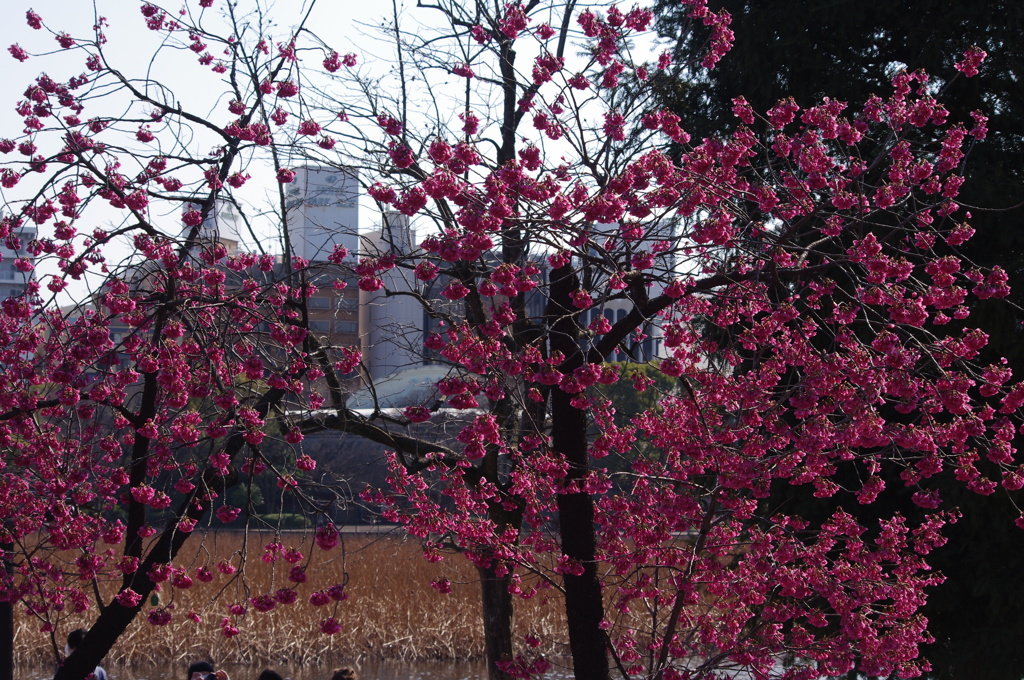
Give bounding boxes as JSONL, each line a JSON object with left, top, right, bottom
{"left": 362, "top": 212, "right": 424, "bottom": 380}
{"left": 285, "top": 166, "right": 424, "bottom": 380}
{"left": 0, "top": 224, "right": 37, "bottom": 300}
{"left": 584, "top": 218, "right": 680, "bottom": 363}
{"left": 284, "top": 165, "right": 361, "bottom": 263}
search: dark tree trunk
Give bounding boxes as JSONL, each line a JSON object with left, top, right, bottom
{"left": 2, "top": 531, "right": 14, "bottom": 680}
{"left": 55, "top": 603, "right": 136, "bottom": 680}
{"left": 54, "top": 389, "right": 281, "bottom": 680}
{"left": 0, "top": 600, "right": 10, "bottom": 680}
{"left": 547, "top": 264, "right": 611, "bottom": 680}
{"left": 53, "top": 501, "right": 197, "bottom": 680}
{"left": 479, "top": 564, "right": 516, "bottom": 680}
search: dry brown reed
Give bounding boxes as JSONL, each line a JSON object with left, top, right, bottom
{"left": 14, "top": 530, "right": 568, "bottom": 670}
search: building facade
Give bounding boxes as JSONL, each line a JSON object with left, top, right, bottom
{"left": 284, "top": 166, "right": 422, "bottom": 381}
{"left": 0, "top": 224, "right": 37, "bottom": 301}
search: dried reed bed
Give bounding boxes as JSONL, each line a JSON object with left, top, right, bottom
{"left": 14, "top": 531, "right": 568, "bottom": 669}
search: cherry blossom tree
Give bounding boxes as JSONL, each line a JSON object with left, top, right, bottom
{"left": 0, "top": 4, "right": 368, "bottom": 679}
{"left": 0, "top": 1, "right": 1018, "bottom": 680}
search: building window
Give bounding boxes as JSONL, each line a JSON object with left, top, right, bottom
{"left": 307, "top": 297, "right": 331, "bottom": 310}
{"left": 336, "top": 321, "right": 358, "bottom": 334}
{"left": 309, "top": 320, "right": 331, "bottom": 332}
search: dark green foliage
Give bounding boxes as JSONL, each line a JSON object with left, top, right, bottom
{"left": 924, "top": 486, "right": 1024, "bottom": 680}
{"left": 596, "top": 361, "right": 679, "bottom": 427}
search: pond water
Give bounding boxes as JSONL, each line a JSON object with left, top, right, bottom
{"left": 21, "top": 660, "right": 576, "bottom": 680}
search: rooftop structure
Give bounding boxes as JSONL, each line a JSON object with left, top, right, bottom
{"left": 187, "top": 199, "right": 245, "bottom": 257}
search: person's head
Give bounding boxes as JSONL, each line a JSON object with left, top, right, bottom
{"left": 257, "top": 671, "right": 283, "bottom": 680}
{"left": 330, "top": 668, "right": 356, "bottom": 680}
{"left": 187, "top": 661, "right": 215, "bottom": 680}
{"left": 65, "top": 628, "right": 88, "bottom": 657}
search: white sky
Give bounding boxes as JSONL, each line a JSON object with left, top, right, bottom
{"left": 0, "top": 1, "right": 412, "bottom": 303}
